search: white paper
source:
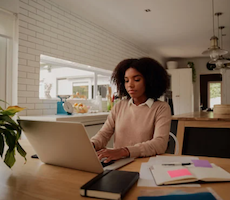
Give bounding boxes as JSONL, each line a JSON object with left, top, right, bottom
{"left": 137, "top": 162, "right": 200, "bottom": 187}
{"left": 148, "top": 156, "right": 199, "bottom": 164}
{"left": 137, "top": 156, "right": 201, "bottom": 187}
{"left": 138, "top": 162, "right": 157, "bottom": 187}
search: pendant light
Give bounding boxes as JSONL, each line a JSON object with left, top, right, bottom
{"left": 202, "top": 0, "right": 228, "bottom": 61}
{"left": 209, "top": 13, "right": 230, "bottom": 69}
{"left": 215, "top": 26, "right": 230, "bottom": 69}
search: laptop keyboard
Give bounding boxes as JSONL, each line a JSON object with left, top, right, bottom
{"left": 101, "top": 160, "right": 115, "bottom": 168}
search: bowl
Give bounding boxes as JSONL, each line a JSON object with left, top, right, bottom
{"left": 167, "top": 61, "right": 178, "bottom": 69}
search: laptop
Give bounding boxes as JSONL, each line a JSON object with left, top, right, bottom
{"left": 18, "top": 119, "right": 134, "bottom": 173}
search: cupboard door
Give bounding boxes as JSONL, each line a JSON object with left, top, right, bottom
{"left": 179, "top": 68, "right": 193, "bottom": 114}
{"left": 167, "top": 68, "right": 193, "bottom": 115}
{"left": 168, "top": 69, "right": 180, "bottom": 115}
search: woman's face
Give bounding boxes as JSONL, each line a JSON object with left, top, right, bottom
{"left": 124, "top": 68, "right": 147, "bottom": 102}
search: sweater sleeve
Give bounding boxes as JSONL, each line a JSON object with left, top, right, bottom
{"left": 127, "top": 103, "right": 171, "bottom": 158}
{"left": 90, "top": 103, "right": 118, "bottom": 150}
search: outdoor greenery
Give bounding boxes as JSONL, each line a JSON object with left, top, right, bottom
{"left": 0, "top": 99, "right": 27, "bottom": 168}
{"left": 210, "top": 83, "right": 221, "bottom": 98}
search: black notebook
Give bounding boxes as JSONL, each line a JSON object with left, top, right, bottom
{"left": 80, "top": 170, "right": 139, "bottom": 200}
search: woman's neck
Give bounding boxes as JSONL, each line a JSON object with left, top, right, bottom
{"left": 133, "top": 97, "right": 148, "bottom": 106}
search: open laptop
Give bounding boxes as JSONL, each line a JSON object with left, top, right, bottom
{"left": 18, "top": 119, "right": 134, "bottom": 173}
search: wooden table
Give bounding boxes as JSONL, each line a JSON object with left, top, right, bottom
{"left": 172, "top": 111, "right": 230, "bottom": 155}
{"left": 1, "top": 140, "right": 230, "bottom": 200}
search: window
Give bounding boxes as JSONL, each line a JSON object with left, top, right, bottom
{"left": 95, "top": 74, "right": 111, "bottom": 98}
{"left": 208, "top": 81, "right": 222, "bottom": 108}
{"left": 200, "top": 74, "right": 222, "bottom": 110}
{"left": 72, "top": 78, "right": 93, "bottom": 99}
{"left": 39, "top": 55, "right": 113, "bottom": 99}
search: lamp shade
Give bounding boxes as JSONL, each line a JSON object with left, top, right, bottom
{"left": 202, "top": 36, "right": 228, "bottom": 60}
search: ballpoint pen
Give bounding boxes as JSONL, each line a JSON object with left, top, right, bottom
{"left": 162, "top": 163, "right": 192, "bottom": 166}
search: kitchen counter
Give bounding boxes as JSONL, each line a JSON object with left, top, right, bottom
{"left": 20, "top": 112, "right": 109, "bottom": 125}
{"left": 20, "top": 112, "right": 113, "bottom": 147}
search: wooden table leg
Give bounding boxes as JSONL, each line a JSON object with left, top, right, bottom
{"left": 176, "top": 120, "right": 185, "bottom": 155}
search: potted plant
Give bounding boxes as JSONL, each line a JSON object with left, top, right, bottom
{"left": 187, "top": 61, "right": 196, "bottom": 83}
{"left": 0, "top": 100, "right": 27, "bottom": 168}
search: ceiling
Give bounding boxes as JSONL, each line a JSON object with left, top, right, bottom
{"left": 53, "top": 0, "right": 230, "bottom": 59}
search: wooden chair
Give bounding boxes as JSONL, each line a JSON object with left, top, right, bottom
{"left": 169, "top": 132, "right": 179, "bottom": 155}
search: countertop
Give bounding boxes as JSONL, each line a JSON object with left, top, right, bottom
{"left": 172, "top": 111, "right": 230, "bottom": 121}
{"left": 20, "top": 112, "right": 109, "bottom": 125}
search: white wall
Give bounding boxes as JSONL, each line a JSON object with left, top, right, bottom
{"left": 171, "top": 57, "right": 223, "bottom": 111}
{"left": 149, "top": 49, "right": 165, "bottom": 66}
{"left": 0, "top": 0, "right": 19, "bottom": 13}
{"left": 17, "top": 0, "right": 150, "bottom": 116}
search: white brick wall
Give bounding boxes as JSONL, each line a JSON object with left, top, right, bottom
{"left": 18, "top": 0, "right": 149, "bottom": 116}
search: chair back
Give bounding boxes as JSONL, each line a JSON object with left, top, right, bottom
{"left": 169, "top": 132, "right": 179, "bottom": 155}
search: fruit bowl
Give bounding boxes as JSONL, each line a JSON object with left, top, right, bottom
{"left": 73, "top": 103, "right": 88, "bottom": 113}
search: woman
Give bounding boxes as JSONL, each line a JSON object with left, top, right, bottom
{"left": 91, "top": 57, "right": 171, "bottom": 163}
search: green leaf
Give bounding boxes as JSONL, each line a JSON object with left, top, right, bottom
{"left": 0, "top": 115, "right": 17, "bottom": 125}
{"left": 0, "top": 99, "right": 27, "bottom": 168}
{"left": 4, "top": 149, "right": 15, "bottom": 168}
{"left": 3, "top": 124, "right": 16, "bottom": 131}
{"left": 0, "top": 133, "right": 4, "bottom": 158}
{"left": 0, "top": 120, "right": 4, "bottom": 126}
{"left": 16, "top": 142, "right": 27, "bottom": 161}
{"left": 0, "top": 99, "right": 10, "bottom": 106}
{"left": 0, "top": 128, "right": 5, "bottom": 133}
{"left": 2, "top": 106, "right": 25, "bottom": 117}
{"left": 0, "top": 115, "right": 20, "bottom": 132}
{"left": 2, "top": 124, "right": 22, "bottom": 141}
{"left": 2, "top": 130, "right": 16, "bottom": 151}
{"left": 16, "top": 129, "right": 22, "bottom": 141}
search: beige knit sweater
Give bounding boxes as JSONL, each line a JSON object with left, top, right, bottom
{"left": 91, "top": 99, "right": 172, "bottom": 158}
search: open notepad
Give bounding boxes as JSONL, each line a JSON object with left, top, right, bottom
{"left": 150, "top": 163, "right": 230, "bottom": 186}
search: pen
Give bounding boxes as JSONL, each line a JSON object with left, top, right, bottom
{"left": 162, "top": 163, "right": 191, "bottom": 166}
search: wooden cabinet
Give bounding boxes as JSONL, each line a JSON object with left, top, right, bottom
{"left": 167, "top": 68, "right": 194, "bottom": 115}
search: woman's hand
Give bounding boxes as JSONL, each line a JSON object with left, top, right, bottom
{"left": 97, "top": 148, "right": 129, "bottom": 163}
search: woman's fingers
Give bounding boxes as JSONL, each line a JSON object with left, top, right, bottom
{"left": 97, "top": 149, "right": 113, "bottom": 163}
{"left": 97, "top": 148, "right": 106, "bottom": 154}
{"left": 97, "top": 148, "right": 124, "bottom": 163}
{"left": 103, "top": 157, "right": 111, "bottom": 163}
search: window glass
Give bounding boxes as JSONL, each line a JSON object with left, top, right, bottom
{"left": 72, "top": 78, "right": 94, "bottom": 99}
{"left": 96, "top": 74, "right": 111, "bottom": 98}
{"left": 209, "top": 82, "right": 221, "bottom": 108}
{"left": 39, "top": 55, "right": 112, "bottom": 99}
